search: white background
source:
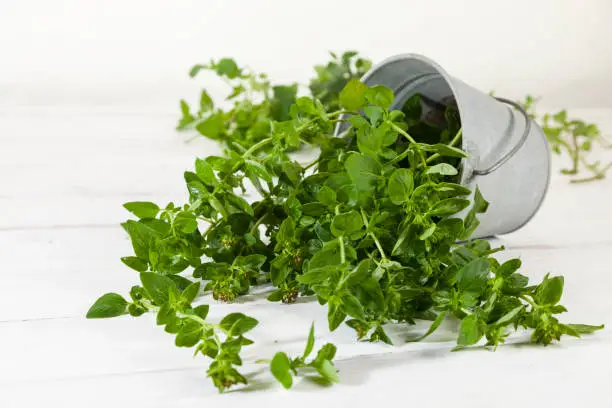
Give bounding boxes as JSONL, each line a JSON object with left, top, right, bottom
{"left": 1, "top": 0, "right": 612, "bottom": 110}
{"left": 1, "top": 2, "right": 612, "bottom": 407}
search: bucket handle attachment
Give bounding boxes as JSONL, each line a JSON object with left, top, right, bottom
{"left": 471, "top": 97, "right": 531, "bottom": 176}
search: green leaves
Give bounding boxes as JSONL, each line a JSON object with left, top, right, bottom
{"left": 121, "top": 256, "right": 148, "bottom": 272}
{"left": 297, "top": 265, "right": 335, "bottom": 285}
{"left": 426, "top": 163, "right": 459, "bottom": 176}
{"left": 497, "top": 259, "right": 522, "bottom": 277}
{"left": 124, "top": 202, "right": 160, "bottom": 219}
{"left": 195, "top": 113, "right": 225, "bottom": 140}
{"left": 302, "top": 323, "right": 316, "bottom": 359}
{"left": 566, "top": 324, "right": 604, "bottom": 334}
{"left": 140, "top": 272, "right": 176, "bottom": 305}
{"left": 90, "top": 56, "right": 603, "bottom": 394}
{"left": 177, "top": 100, "right": 195, "bottom": 130}
{"left": 429, "top": 198, "right": 470, "bottom": 217}
{"left": 316, "top": 359, "right": 340, "bottom": 383}
{"left": 457, "top": 314, "right": 485, "bottom": 347}
{"left": 195, "top": 158, "right": 217, "bottom": 185}
{"left": 342, "top": 294, "right": 366, "bottom": 320}
{"left": 269, "top": 323, "right": 339, "bottom": 389}
{"left": 419, "top": 143, "right": 468, "bottom": 159}
{"left": 387, "top": 169, "right": 414, "bottom": 204}
{"left": 317, "top": 186, "right": 337, "bottom": 206}
{"left": 456, "top": 258, "right": 490, "bottom": 295}
{"left": 462, "top": 186, "right": 489, "bottom": 239}
{"left": 331, "top": 211, "right": 364, "bottom": 239}
{"left": 213, "top": 58, "right": 241, "bottom": 78}
{"left": 176, "top": 320, "right": 203, "bottom": 347}
{"left": 199, "top": 90, "right": 214, "bottom": 113}
{"left": 327, "top": 300, "right": 347, "bottom": 331}
{"left": 174, "top": 211, "right": 198, "bottom": 233}
{"left": 407, "top": 311, "right": 446, "bottom": 342}
{"left": 535, "top": 274, "right": 564, "bottom": 306}
{"left": 121, "top": 220, "right": 158, "bottom": 260}
{"left": 270, "top": 352, "right": 293, "bottom": 389}
{"left": 193, "top": 305, "right": 210, "bottom": 320}
{"left": 365, "top": 86, "right": 394, "bottom": 109}
{"left": 492, "top": 305, "right": 524, "bottom": 326}
{"left": 219, "top": 313, "right": 258, "bottom": 336}
{"left": 86, "top": 293, "right": 128, "bottom": 318}
{"left": 309, "top": 51, "right": 372, "bottom": 111}
{"left": 344, "top": 153, "right": 381, "bottom": 205}
{"left": 345, "top": 153, "right": 381, "bottom": 182}
{"left": 523, "top": 96, "right": 609, "bottom": 183}
{"left": 339, "top": 78, "right": 368, "bottom": 110}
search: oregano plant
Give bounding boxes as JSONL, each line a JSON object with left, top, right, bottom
{"left": 88, "top": 52, "right": 603, "bottom": 393}
{"left": 519, "top": 95, "right": 611, "bottom": 183}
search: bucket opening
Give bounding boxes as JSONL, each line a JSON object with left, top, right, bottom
{"left": 338, "top": 53, "right": 551, "bottom": 238}
{"left": 388, "top": 73, "right": 465, "bottom": 181}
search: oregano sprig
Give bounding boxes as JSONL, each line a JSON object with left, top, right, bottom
{"left": 269, "top": 323, "right": 339, "bottom": 389}
{"left": 87, "top": 52, "right": 603, "bottom": 394}
{"left": 520, "top": 94, "right": 611, "bottom": 183}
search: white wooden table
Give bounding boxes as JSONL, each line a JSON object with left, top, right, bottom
{"left": 1, "top": 107, "right": 611, "bottom": 408}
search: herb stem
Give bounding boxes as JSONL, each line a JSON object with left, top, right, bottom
{"left": 335, "top": 205, "right": 347, "bottom": 264}
{"left": 388, "top": 122, "right": 428, "bottom": 167}
{"left": 389, "top": 122, "right": 418, "bottom": 144}
{"left": 304, "top": 158, "right": 320, "bottom": 171}
{"left": 570, "top": 131, "right": 580, "bottom": 174}
{"left": 244, "top": 137, "right": 274, "bottom": 157}
{"left": 339, "top": 236, "right": 346, "bottom": 264}
{"left": 388, "top": 147, "right": 412, "bottom": 166}
{"left": 520, "top": 295, "right": 538, "bottom": 309}
{"left": 360, "top": 209, "right": 386, "bottom": 260}
{"left": 142, "top": 300, "right": 214, "bottom": 328}
{"left": 570, "top": 174, "right": 605, "bottom": 184}
{"left": 249, "top": 213, "right": 267, "bottom": 235}
{"left": 231, "top": 142, "right": 247, "bottom": 153}
{"left": 426, "top": 128, "right": 463, "bottom": 164}
{"left": 294, "top": 110, "right": 347, "bottom": 135}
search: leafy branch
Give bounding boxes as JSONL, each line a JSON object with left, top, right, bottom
{"left": 519, "top": 95, "right": 611, "bottom": 183}
{"left": 87, "top": 52, "right": 603, "bottom": 394}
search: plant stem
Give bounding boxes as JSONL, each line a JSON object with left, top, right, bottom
{"left": 388, "top": 146, "right": 412, "bottom": 166}
{"left": 142, "top": 300, "right": 223, "bottom": 342}
{"left": 249, "top": 213, "right": 267, "bottom": 235}
{"left": 360, "top": 209, "right": 386, "bottom": 260}
{"left": 570, "top": 132, "right": 580, "bottom": 174}
{"left": 295, "top": 110, "right": 346, "bottom": 133}
{"left": 520, "top": 295, "right": 538, "bottom": 309}
{"left": 425, "top": 128, "right": 463, "bottom": 164}
{"left": 304, "top": 158, "right": 320, "bottom": 171}
{"left": 388, "top": 122, "right": 428, "bottom": 167}
{"left": 244, "top": 137, "right": 274, "bottom": 157}
{"left": 389, "top": 122, "right": 418, "bottom": 144}
{"left": 199, "top": 217, "right": 219, "bottom": 240}
{"left": 231, "top": 142, "right": 247, "bottom": 153}
{"left": 335, "top": 205, "right": 346, "bottom": 264}
{"left": 339, "top": 236, "right": 346, "bottom": 264}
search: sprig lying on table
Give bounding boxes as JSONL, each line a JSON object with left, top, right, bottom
{"left": 520, "top": 95, "right": 611, "bottom": 183}
{"left": 87, "top": 53, "right": 602, "bottom": 393}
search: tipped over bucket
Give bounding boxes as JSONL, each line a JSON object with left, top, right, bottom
{"left": 334, "top": 54, "right": 551, "bottom": 238}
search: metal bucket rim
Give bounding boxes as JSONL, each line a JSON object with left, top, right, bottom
{"left": 351, "top": 53, "right": 553, "bottom": 236}
{"left": 354, "top": 53, "right": 475, "bottom": 183}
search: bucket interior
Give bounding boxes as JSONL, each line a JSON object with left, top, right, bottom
{"left": 376, "top": 71, "right": 466, "bottom": 181}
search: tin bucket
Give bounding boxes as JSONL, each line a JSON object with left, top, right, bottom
{"left": 334, "top": 54, "right": 551, "bottom": 238}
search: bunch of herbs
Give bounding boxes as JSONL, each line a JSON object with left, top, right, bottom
{"left": 88, "top": 53, "right": 602, "bottom": 393}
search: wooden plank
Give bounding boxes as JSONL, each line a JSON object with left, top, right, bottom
{"left": 0, "top": 298, "right": 609, "bottom": 408}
